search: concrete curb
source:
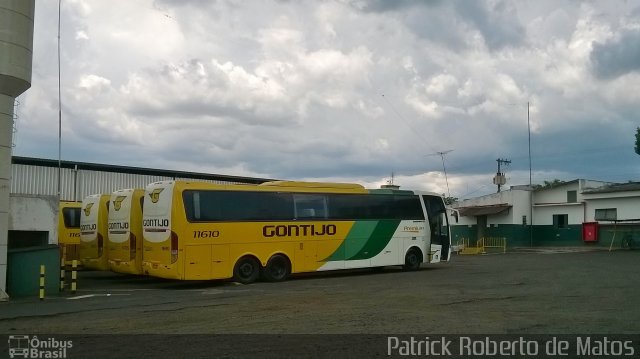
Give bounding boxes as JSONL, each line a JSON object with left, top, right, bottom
{"left": 511, "top": 246, "right": 612, "bottom": 253}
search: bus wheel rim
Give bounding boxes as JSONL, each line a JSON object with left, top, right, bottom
{"left": 240, "top": 263, "right": 254, "bottom": 278}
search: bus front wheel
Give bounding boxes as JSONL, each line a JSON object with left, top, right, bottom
{"left": 403, "top": 248, "right": 422, "bottom": 271}
{"left": 262, "top": 254, "right": 291, "bottom": 282}
{"left": 233, "top": 256, "right": 260, "bottom": 284}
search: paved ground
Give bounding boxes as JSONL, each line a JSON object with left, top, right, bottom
{"left": 1, "top": 249, "right": 638, "bottom": 357}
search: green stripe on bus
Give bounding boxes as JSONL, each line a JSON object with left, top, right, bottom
{"left": 343, "top": 221, "right": 378, "bottom": 259}
{"left": 323, "top": 221, "right": 377, "bottom": 261}
{"left": 348, "top": 220, "right": 401, "bottom": 260}
{"left": 322, "top": 220, "right": 401, "bottom": 262}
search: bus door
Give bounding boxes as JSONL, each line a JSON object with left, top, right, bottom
{"left": 293, "top": 234, "right": 318, "bottom": 273}
{"left": 292, "top": 194, "right": 341, "bottom": 272}
{"left": 422, "top": 195, "right": 451, "bottom": 262}
{"left": 291, "top": 194, "right": 323, "bottom": 272}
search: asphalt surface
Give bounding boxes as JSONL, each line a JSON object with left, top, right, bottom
{"left": 1, "top": 249, "right": 638, "bottom": 358}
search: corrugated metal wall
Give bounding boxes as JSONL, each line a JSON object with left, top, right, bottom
{"left": 11, "top": 165, "right": 75, "bottom": 200}
{"left": 76, "top": 171, "right": 169, "bottom": 201}
{"left": 11, "top": 164, "right": 255, "bottom": 201}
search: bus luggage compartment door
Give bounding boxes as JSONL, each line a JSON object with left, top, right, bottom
{"left": 184, "top": 245, "right": 211, "bottom": 279}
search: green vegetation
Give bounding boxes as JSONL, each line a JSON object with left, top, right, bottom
{"left": 443, "top": 195, "right": 458, "bottom": 205}
{"left": 532, "top": 179, "right": 565, "bottom": 190}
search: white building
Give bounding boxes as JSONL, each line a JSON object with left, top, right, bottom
{"left": 452, "top": 179, "right": 640, "bottom": 248}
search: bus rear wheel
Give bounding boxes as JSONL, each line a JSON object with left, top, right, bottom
{"left": 403, "top": 248, "right": 422, "bottom": 271}
{"left": 233, "top": 256, "right": 260, "bottom": 284}
{"left": 262, "top": 254, "right": 291, "bottom": 282}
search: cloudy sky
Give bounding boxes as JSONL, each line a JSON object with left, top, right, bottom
{"left": 13, "top": 0, "right": 640, "bottom": 199}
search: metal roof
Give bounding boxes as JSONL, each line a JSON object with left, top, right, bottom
{"left": 457, "top": 204, "right": 512, "bottom": 217}
{"left": 582, "top": 182, "right": 640, "bottom": 194}
{"left": 11, "top": 156, "right": 274, "bottom": 184}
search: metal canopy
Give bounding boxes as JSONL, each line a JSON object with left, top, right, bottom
{"left": 457, "top": 204, "right": 512, "bottom": 217}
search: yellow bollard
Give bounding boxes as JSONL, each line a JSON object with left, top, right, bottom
{"left": 39, "top": 265, "right": 45, "bottom": 300}
{"left": 71, "top": 260, "right": 77, "bottom": 294}
{"left": 60, "top": 257, "right": 65, "bottom": 292}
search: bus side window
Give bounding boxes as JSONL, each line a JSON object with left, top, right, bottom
{"left": 294, "top": 194, "right": 327, "bottom": 219}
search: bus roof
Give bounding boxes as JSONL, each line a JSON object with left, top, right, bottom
{"left": 259, "top": 181, "right": 365, "bottom": 190}
{"left": 368, "top": 188, "right": 417, "bottom": 196}
{"left": 155, "top": 180, "right": 442, "bottom": 196}
{"left": 159, "top": 180, "right": 368, "bottom": 194}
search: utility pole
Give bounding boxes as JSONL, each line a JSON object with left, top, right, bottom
{"left": 493, "top": 158, "right": 511, "bottom": 192}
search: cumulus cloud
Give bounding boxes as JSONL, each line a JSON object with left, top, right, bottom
{"left": 591, "top": 29, "right": 640, "bottom": 79}
{"left": 13, "top": 0, "right": 640, "bottom": 201}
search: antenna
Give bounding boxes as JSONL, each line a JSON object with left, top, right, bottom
{"left": 429, "top": 150, "right": 453, "bottom": 197}
{"left": 381, "top": 171, "right": 400, "bottom": 190}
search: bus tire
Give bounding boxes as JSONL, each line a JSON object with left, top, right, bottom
{"left": 262, "top": 254, "right": 291, "bottom": 282}
{"left": 233, "top": 256, "right": 260, "bottom": 284}
{"left": 403, "top": 248, "right": 422, "bottom": 271}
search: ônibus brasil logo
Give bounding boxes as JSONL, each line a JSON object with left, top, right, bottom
{"left": 7, "top": 335, "right": 73, "bottom": 359}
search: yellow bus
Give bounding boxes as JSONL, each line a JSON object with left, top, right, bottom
{"left": 142, "top": 180, "right": 454, "bottom": 283}
{"left": 79, "top": 194, "right": 111, "bottom": 270}
{"left": 107, "top": 188, "right": 145, "bottom": 275}
{"left": 58, "top": 201, "right": 82, "bottom": 264}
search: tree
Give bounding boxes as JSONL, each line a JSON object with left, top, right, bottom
{"left": 532, "top": 179, "right": 565, "bottom": 190}
{"left": 635, "top": 127, "right": 640, "bottom": 156}
{"left": 442, "top": 195, "right": 458, "bottom": 205}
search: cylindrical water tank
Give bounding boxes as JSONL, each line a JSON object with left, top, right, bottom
{"left": 0, "top": 0, "right": 35, "bottom": 97}
{"left": 0, "top": 0, "right": 36, "bottom": 299}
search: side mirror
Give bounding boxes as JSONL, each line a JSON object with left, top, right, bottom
{"left": 451, "top": 210, "right": 459, "bottom": 223}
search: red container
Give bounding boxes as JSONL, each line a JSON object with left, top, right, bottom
{"left": 582, "top": 222, "right": 599, "bottom": 242}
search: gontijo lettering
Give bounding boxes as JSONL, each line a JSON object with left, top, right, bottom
{"left": 263, "top": 224, "right": 337, "bottom": 237}
{"left": 79, "top": 224, "right": 96, "bottom": 231}
{"left": 108, "top": 222, "right": 129, "bottom": 230}
{"left": 143, "top": 218, "right": 169, "bottom": 227}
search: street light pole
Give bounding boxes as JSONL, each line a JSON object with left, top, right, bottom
{"left": 527, "top": 101, "right": 533, "bottom": 247}
{"left": 57, "top": 0, "right": 62, "bottom": 201}
{"left": 528, "top": 101, "right": 531, "bottom": 187}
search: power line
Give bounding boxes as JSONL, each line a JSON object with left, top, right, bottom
{"left": 380, "top": 94, "right": 437, "bottom": 154}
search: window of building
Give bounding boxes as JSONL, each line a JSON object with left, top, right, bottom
{"left": 567, "top": 190, "right": 577, "bottom": 203}
{"left": 594, "top": 208, "right": 617, "bottom": 221}
{"left": 553, "top": 214, "right": 568, "bottom": 228}
{"left": 8, "top": 230, "right": 49, "bottom": 249}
